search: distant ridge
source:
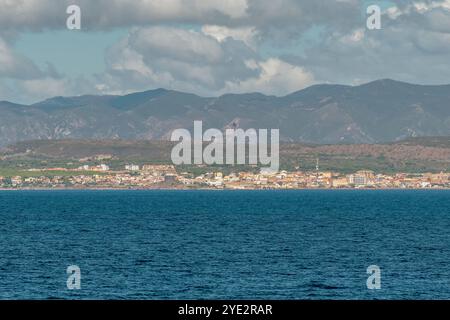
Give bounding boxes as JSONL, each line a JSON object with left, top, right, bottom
{"left": 0, "top": 79, "right": 449, "bottom": 146}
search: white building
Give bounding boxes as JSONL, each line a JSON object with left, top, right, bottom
{"left": 125, "top": 164, "right": 140, "bottom": 171}
{"left": 99, "top": 164, "right": 110, "bottom": 171}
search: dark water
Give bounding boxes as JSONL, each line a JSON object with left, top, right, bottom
{"left": 0, "top": 190, "right": 450, "bottom": 299}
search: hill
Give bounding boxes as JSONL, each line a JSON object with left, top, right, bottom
{"left": 1, "top": 137, "right": 449, "bottom": 174}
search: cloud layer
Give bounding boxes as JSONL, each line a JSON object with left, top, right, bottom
{"left": 1, "top": 0, "right": 450, "bottom": 102}
{"left": 95, "top": 26, "right": 315, "bottom": 96}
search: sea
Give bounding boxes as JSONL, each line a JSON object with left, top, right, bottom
{"left": 0, "top": 189, "right": 449, "bottom": 299}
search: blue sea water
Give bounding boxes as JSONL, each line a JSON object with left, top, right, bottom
{"left": 0, "top": 189, "right": 450, "bottom": 300}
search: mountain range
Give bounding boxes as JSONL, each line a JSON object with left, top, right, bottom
{"left": 1, "top": 79, "right": 449, "bottom": 147}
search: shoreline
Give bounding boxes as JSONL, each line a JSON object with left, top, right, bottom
{"left": 0, "top": 187, "right": 449, "bottom": 191}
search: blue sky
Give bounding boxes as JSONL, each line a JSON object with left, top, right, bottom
{"left": 15, "top": 29, "right": 128, "bottom": 77}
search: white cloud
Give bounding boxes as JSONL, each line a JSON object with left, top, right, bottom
{"left": 18, "top": 77, "right": 70, "bottom": 101}
{"left": 201, "top": 25, "right": 258, "bottom": 48}
{"left": 0, "top": 37, "right": 42, "bottom": 79}
{"left": 340, "top": 29, "right": 365, "bottom": 44}
{"left": 223, "top": 58, "right": 315, "bottom": 95}
{"left": 130, "top": 27, "right": 224, "bottom": 64}
{"left": 96, "top": 26, "right": 314, "bottom": 97}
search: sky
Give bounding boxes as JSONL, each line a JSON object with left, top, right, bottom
{"left": 1, "top": 0, "right": 450, "bottom": 104}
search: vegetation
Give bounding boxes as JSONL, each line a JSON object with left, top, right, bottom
{"left": 0, "top": 137, "right": 449, "bottom": 176}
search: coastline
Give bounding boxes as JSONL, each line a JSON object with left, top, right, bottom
{"left": 1, "top": 186, "right": 449, "bottom": 191}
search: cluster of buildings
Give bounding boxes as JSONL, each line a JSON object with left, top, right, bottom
{"left": 177, "top": 170, "right": 450, "bottom": 189}
{"left": 0, "top": 164, "right": 449, "bottom": 189}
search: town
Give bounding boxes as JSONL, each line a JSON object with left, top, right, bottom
{"left": 0, "top": 163, "right": 449, "bottom": 190}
